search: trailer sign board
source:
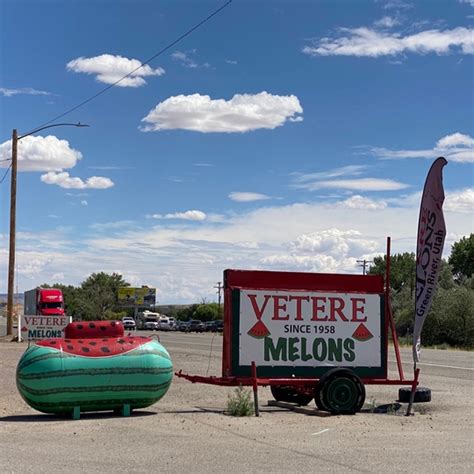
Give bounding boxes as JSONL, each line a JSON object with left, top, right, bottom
{"left": 239, "top": 289, "right": 382, "bottom": 367}
{"left": 224, "top": 269, "right": 386, "bottom": 378}
{"left": 20, "top": 315, "right": 72, "bottom": 341}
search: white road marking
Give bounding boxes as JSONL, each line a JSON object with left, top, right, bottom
{"left": 417, "top": 362, "right": 474, "bottom": 371}
{"left": 312, "top": 429, "right": 330, "bottom": 436}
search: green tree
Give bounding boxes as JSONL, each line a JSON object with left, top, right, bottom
{"left": 448, "top": 234, "right": 474, "bottom": 279}
{"left": 193, "top": 303, "right": 221, "bottom": 321}
{"left": 368, "top": 253, "right": 416, "bottom": 295}
{"left": 79, "top": 272, "right": 130, "bottom": 320}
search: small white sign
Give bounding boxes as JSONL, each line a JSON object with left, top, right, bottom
{"left": 20, "top": 315, "right": 71, "bottom": 341}
{"left": 239, "top": 289, "right": 381, "bottom": 368}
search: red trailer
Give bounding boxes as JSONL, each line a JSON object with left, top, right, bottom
{"left": 177, "top": 240, "right": 419, "bottom": 415}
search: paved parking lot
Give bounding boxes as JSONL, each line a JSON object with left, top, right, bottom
{"left": 1, "top": 331, "right": 473, "bottom": 473}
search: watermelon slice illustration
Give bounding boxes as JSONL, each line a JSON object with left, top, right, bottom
{"left": 247, "top": 320, "right": 270, "bottom": 339}
{"left": 352, "top": 323, "right": 373, "bottom": 342}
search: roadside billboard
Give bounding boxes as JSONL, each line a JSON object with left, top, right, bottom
{"left": 118, "top": 287, "right": 156, "bottom": 307}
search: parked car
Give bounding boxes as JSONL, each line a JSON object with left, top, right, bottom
{"left": 168, "top": 317, "right": 177, "bottom": 330}
{"left": 177, "top": 321, "right": 189, "bottom": 332}
{"left": 214, "top": 320, "right": 223, "bottom": 332}
{"left": 158, "top": 317, "right": 171, "bottom": 331}
{"left": 187, "top": 320, "right": 205, "bottom": 333}
{"left": 204, "top": 321, "right": 216, "bottom": 332}
{"left": 144, "top": 320, "right": 159, "bottom": 331}
{"left": 122, "top": 317, "right": 136, "bottom": 330}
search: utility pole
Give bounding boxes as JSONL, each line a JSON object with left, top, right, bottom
{"left": 6, "top": 129, "right": 17, "bottom": 335}
{"left": 214, "top": 282, "right": 223, "bottom": 308}
{"left": 357, "top": 259, "right": 373, "bottom": 276}
{"left": 6, "top": 123, "right": 88, "bottom": 335}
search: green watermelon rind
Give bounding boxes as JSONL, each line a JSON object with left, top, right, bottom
{"left": 16, "top": 340, "right": 173, "bottom": 414}
{"left": 353, "top": 333, "right": 373, "bottom": 342}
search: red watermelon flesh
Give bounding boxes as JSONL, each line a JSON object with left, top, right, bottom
{"left": 352, "top": 323, "right": 373, "bottom": 342}
{"left": 36, "top": 336, "right": 153, "bottom": 357}
{"left": 247, "top": 320, "right": 271, "bottom": 339}
{"left": 65, "top": 320, "right": 124, "bottom": 339}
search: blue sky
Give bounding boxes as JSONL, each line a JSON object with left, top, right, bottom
{"left": 0, "top": 0, "right": 472, "bottom": 303}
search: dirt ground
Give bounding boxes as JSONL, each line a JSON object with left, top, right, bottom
{"left": 0, "top": 333, "right": 473, "bottom": 473}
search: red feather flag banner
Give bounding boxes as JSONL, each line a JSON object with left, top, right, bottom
{"left": 413, "top": 157, "right": 448, "bottom": 363}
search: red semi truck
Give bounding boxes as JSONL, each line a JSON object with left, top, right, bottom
{"left": 24, "top": 288, "right": 65, "bottom": 316}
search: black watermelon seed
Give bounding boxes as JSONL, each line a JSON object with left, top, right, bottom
{"left": 64, "top": 339, "right": 71, "bottom": 343}
{"left": 100, "top": 326, "right": 107, "bottom": 331}
{"left": 82, "top": 347, "right": 90, "bottom": 353}
{"left": 78, "top": 340, "right": 84, "bottom": 344}
{"left": 50, "top": 340, "right": 57, "bottom": 344}
{"left": 89, "top": 341, "right": 97, "bottom": 346}
{"left": 67, "top": 345, "right": 74, "bottom": 350}
{"left": 101, "top": 347, "right": 110, "bottom": 353}
{"left": 117, "top": 339, "right": 125, "bottom": 344}
{"left": 111, "top": 321, "right": 116, "bottom": 326}
{"left": 77, "top": 324, "right": 83, "bottom": 330}
{"left": 88, "top": 323, "right": 96, "bottom": 328}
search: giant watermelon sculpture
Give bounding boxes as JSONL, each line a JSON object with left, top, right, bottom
{"left": 16, "top": 320, "right": 173, "bottom": 419}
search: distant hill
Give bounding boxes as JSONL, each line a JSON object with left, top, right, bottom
{"left": 0, "top": 294, "right": 24, "bottom": 305}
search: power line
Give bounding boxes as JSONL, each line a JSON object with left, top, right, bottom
{"left": 0, "top": 164, "right": 12, "bottom": 185}
{"left": 24, "top": 0, "right": 233, "bottom": 135}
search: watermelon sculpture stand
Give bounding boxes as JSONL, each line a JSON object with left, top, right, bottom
{"left": 16, "top": 320, "right": 173, "bottom": 419}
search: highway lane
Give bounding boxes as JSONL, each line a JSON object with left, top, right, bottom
{"left": 143, "top": 330, "right": 473, "bottom": 380}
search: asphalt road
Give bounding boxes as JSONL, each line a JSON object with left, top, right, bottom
{"left": 0, "top": 331, "right": 472, "bottom": 473}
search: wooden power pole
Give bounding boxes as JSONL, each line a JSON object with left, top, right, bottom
{"left": 6, "top": 129, "right": 18, "bottom": 335}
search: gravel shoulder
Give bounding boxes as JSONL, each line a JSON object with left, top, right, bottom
{"left": 0, "top": 334, "right": 473, "bottom": 473}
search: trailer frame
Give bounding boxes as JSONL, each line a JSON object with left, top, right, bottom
{"left": 176, "top": 238, "right": 419, "bottom": 413}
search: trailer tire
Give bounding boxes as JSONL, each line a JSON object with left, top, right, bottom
{"left": 398, "top": 387, "right": 431, "bottom": 403}
{"left": 314, "top": 368, "right": 365, "bottom": 415}
{"left": 270, "top": 386, "right": 313, "bottom": 406}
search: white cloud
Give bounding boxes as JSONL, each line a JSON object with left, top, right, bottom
{"left": 229, "top": 192, "right": 272, "bottom": 202}
{"left": 338, "top": 195, "right": 388, "bottom": 210}
{"left": 152, "top": 210, "right": 207, "bottom": 221}
{"left": 3, "top": 191, "right": 470, "bottom": 303}
{"left": 262, "top": 229, "right": 379, "bottom": 273}
{"left": 0, "top": 87, "right": 51, "bottom": 97}
{"left": 374, "top": 16, "right": 399, "bottom": 28}
{"left": 225, "top": 59, "right": 238, "bottom": 65}
{"left": 294, "top": 177, "right": 409, "bottom": 192}
{"left": 384, "top": 1, "right": 413, "bottom": 10}
{"left": 171, "top": 50, "right": 209, "bottom": 69}
{"left": 436, "top": 132, "right": 473, "bottom": 148}
{"left": 66, "top": 54, "right": 165, "bottom": 87}
{"left": 81, "top": 200, "right": 88, "bottom": 206}
{"left": 0, "top": 136, "right": 114, "bottom": 190}
{"left": 140, "top": 92, "right": 303, "bottom": 133}
{"left": 41, "top": 172, "right": 114, "bottom": 189}
{"left": 444, "top": 188, "right": 474, "bottom": 212}
{"left": 292, "top": 165, "right": 367, "bottom": 182}
{"left": 371, "top": 132, "right": 474, "bottom": 163}
{"left": 0, "top": 135, "right": 82, "bottom": 171}
{"left": 303, "top": 27, "right": 474, "bottom": 57}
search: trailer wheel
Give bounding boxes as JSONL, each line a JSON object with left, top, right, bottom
{"left": 398, "top": 387, "right": 431, "bottom": 403}
{"left": 314, "top": 368, "right": 365, "bottom": 415}
{"left": 270, "top": 386, "right": 313, "bottom": 406}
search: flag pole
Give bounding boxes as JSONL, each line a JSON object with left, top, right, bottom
{"left": 405, "top": 366, "right": 420, "bottom": 416}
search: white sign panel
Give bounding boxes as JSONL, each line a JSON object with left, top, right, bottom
{"left": 20, "top": 315, "right": 71, "bottom": 341}
{"left": 239, "top": 290, "right": 381, "bottom": 368}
